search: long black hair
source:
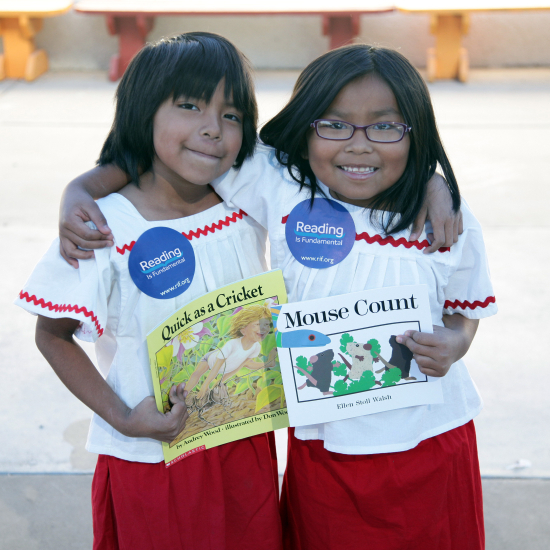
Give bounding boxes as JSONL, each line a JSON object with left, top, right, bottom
{"left": 259, "top": 44, "right": 459, "bottom": 235}
{"left": 99, "top": 32, "right": 257, "bottom": 186}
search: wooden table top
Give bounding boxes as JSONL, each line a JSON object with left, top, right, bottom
{"left": 74, "top": 0, "right": 393, "bottom": 16}
{"left": 0, "top": 1, "right": 72, "bottom": 17}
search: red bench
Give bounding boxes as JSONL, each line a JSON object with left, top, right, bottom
{"left": 75, "top": 0, "right": 394, "bottom": 81}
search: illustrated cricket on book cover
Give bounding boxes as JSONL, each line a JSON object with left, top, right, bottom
{"left": 147, "top": 270, "right": 289, "bottom": 467}
{"left": 274, "top": 284, "right": 444, "bottom": 427}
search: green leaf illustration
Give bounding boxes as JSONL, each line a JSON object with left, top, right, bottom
{"left": 261, "top": 332, "right": 276, "bottom": 357}
{"left": 332, "top": 362, "right": 348, "bottom": 377}
{"left": 171, "top": 369, "right": 187, "bottom": 385}
{"left": 235, "top": 366, "right": 252, "bottom": 377}
{"left": 381, "top": 367, "right": 402, "bottom": 387}
{"left": 156, "top": 345, "right": 173, "bottom": 368}
{"left": 367, "top": 338, "right": 381, "bottom": 358}
{"left": 247, "top": 376, "right": 256, "bottom": 396}
{"left": 340, "top": 333, "right": 354, "bottom": 355}
{"left": 234, "top": 379, "right": 250, "bottom": 395}
{"left": 256, "top": 374, "right": 268, "bottom": 391}
{"left": 295, "top": 355, "right": 312, "bottom": 376}
{"left": 333, "top": 379, "right": 349, "bottom": 396}
{"left": 198, "top": 336, "right": 214, "bottom": 356}
{"left": 255, "top": 385, "right": 284, "bottom": 413}
{"left": 217, "top": 315, "right": 232, "bottom": 338}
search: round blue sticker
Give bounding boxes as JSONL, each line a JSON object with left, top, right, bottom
{"left": 285, "top": 198, "right": 356, "bottom": 269}
{"left": 128, "top": 227, "right": 195, "bottom": 299}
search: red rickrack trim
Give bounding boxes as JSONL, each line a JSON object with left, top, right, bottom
{"left": 19, "top": 291, "right": 104, "bottom": 337}
{"left": 183, "top": 209, "right": 248, "bottom": 240}
{"left": 444, "top": 296, "right": 496, "bottom": 310}
{"left": 116, "top": 242, "right": 135, "bottom": 255}
{"left": 355, "top": 232, "right": 450, "bottom": 253}
{"left": 116, "top": 210, "right": 248, "bottom": 255}
{"left": 281, "top": 215, "right": 449, "bottom": 253}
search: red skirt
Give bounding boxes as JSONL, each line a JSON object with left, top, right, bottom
{"left": 280, "top": 421, "right": 484, "bottom": 550}
{"left": 92, "top": 433, "right": 282, "bottom": 550}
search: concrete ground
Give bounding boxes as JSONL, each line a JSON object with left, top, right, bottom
{"left": 1, "top": 68, "right": 549, "bottom": 548}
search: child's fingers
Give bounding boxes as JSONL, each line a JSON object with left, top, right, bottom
{"left": 444, "top": 217, "right": 456, "bottom": 247}
{"left": 409, "top": 203, "right": 428, "bottom": 242}
{"left": 59, "top": 239, "right": 89, "bottom": 269}
{"left": 423, "top": 230, "right": 445, "bottom": 254}
{"left": 396, "top": 330, "right": 437, "bottom": 348}
{"left": 87, "top": 208, "right": 113, "bottom": 237}
{"left": 457, "top": 210, "right": 464, "bottom": 236}
{"left": 61, "top": 227, "right": 114, "bottom": 250}
{"left": 166, "top": 402, "right": 189, "bottom": 438}
{"left": 415, "top": 353, "right": 452, "bottom": 377}
{"left": 61, "top": 210, "right": 113, "bottom": 243}
{"left": 416, "top": 362, "right": 448, "bottom": 378}
{"left": 453, "top": 215, "right": 460, "bottom": 243}
{"left": 169, "top": 383, "right": 188, "bottom": 405}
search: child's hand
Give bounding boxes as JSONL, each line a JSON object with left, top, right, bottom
{"left": 123, "top": 383, "right": 189, "bottom": 443}
{"left": 60, "top": 183, "right": 113, "bottom": 268}
{"left": 396, "top": 316, "right": 479, "bottom": 378}
{"left": 409, "top": 173, "right": 463, "bottom": 253}
{"left": 59, "top": 164, "right": 132, "bottom": 268}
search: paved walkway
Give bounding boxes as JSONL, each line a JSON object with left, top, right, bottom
{"left": 1, "top": 68, "right": 549, "bottom": 548}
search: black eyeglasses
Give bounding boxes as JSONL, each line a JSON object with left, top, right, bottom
{"left": 310, "top": 120, "right": 412, "bottom": 143}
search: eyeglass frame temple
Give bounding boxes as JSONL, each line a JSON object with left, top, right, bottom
{"left": 310, "top": 119, "right": 412, "bottom": 142}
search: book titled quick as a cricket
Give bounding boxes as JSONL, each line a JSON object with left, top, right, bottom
{"left": 147, "top": 270, "right": 289, "bottom": 467}
{"left": 274, "top": 284, "right": 444, "bottom": 427}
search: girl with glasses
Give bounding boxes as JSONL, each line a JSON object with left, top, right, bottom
{"left": 55, "top": 44, "right": 494, "bottom": 549}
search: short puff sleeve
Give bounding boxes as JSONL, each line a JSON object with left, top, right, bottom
{"left": 15, "top": 239, "right": 111, "bottom": 343}
{"left": 443, "top": 202, "right": 497, "bottom": 319}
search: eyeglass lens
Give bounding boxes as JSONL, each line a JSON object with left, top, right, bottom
{"left": 316, "top": 121, "right": 405, "bottom": 142}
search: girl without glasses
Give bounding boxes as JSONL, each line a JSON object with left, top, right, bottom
{"left": 16, "top": 33, "right": 283, "bottom": 550}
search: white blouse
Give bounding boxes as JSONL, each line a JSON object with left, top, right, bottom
{"left": 214, "top": 144, "right": 497, "bottom": 455}
{"left": 15, "top": 194, "right": 268, "bottom": 462}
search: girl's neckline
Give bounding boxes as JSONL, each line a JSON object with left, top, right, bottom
{"left": 317, "top": 181, "right": 397, "bottom": 215}
{"left": 111, "top": 192, "right": 228, "bottom": 224}
{"left": 316, "top": 180, "right": 412, "bottom": 237}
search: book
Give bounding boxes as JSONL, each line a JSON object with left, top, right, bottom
{"left": 274, "top": 284, "right": 444, "bottom": 427}
{"left": 147, "top": 270, "right": 289, "bottom": 467}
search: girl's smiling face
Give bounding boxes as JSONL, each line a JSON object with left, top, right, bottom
{"left": 152, "top": 79, "right": 243, "bottom": 188}
{"left": 306, "top": 74, "right": 410, "bottom": 208}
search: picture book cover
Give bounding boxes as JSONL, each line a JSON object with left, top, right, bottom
{"left": 147, "top": 270, "right": 289, "bottom": 467}
{"left": 274, "top": 284, "right": 444, "bottom": 427}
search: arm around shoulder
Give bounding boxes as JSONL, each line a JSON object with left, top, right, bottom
{"left": 212, "top": 145, "right": 290, "bottom": 230}
{"left": 59, "top": 164, "right": 130, "bottom": 267}
{"left": 411, "top": 172, "right": 463, "bottom": 253}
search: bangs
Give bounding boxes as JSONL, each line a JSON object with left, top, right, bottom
{"left": 156, "top": 36, "right": 253, "bottom": 114}
{"left": 98, "top": 32, "right": 258, "bottom": 185}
